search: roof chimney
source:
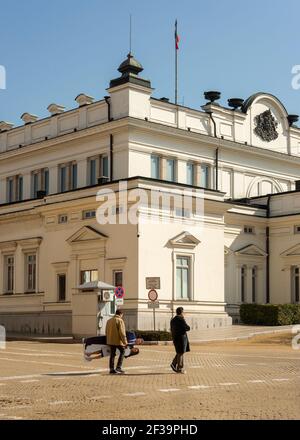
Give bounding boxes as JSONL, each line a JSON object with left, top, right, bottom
{"left": 75, "top": 94, "right": 94, "bottom": 107}
{"left": 47, "top": 103, "right": 65, "bottom": 116}
{"left": 21, "top": 113, "right": 38, "bottom": 124}
{"left": 0, "top": 121, "right": 14, "bottom": 132}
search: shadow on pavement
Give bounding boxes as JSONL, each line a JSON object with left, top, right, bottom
{"left": 44, "top": 372, "right": 101, "bottom": 377}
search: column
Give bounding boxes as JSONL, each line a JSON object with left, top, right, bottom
{"left": 195, "top": 164, "right": 202, "bottom": 187}
{"left": 0, "top": 177, "right": 6, "bottom": 203}
{"left": 177, "top": 159, "right": 186, "bottom": 185}
{"left": 49, "top": 165, "right": 58, "bottom": 194}
{"left": 15, "top": 245, "right": 25, "bottom": 294}
{"left": 22, "top": 173, "right": 31, "bottom": 200}
{"left": 161, "top": 157, "right": 167, "bottom": 180}
{"left": 77, "top": 158, "right": 87, "bottom": 188}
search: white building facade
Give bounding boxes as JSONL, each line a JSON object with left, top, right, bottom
{"left": 0, "top": 53, "right": 300, "bottom": 336}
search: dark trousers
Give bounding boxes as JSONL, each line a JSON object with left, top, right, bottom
{"left": 172, "top": 353, "right": 184, "bottom": 372}
{"left": 109, "top": 345, "right": 125, "bottom": 372}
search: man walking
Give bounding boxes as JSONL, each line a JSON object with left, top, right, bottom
{"left": 170, "top": 307, "right": 190, "bottom": 374}
{"left": 106, "top": 309, "right": 128, "bottom": 375}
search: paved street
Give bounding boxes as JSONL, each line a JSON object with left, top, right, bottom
{"left": 0, "top": 333, "right": 299, "bottom": 420}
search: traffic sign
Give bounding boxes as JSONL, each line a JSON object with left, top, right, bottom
{"left": 115, "top": 286, "right": 125, "bottom": 299}
{"left": 148, "top": 302, "right": 159, "bottom": 309}
{"left": 148, "top": 289, "right": 158, "bottom": 302}
{"left": 116, "top": 298, "right": 124, "bottom": 306}
{"left": 146, "top": 277, "right": 161, "bottom": 290}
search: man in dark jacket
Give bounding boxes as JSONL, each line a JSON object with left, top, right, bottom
{"left": 170, "top": 307, "right": 190, "bottom": 374}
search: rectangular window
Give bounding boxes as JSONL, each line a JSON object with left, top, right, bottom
{"left": 60, "top": 166, "right": 67, "bottom": 192}
{"left": 241, "top": 266, "right": 247, "bottom": 303}
{"left": 80, "top": 270, "right": 98, "bottom": 284}
{"left": 186, "top": 163, "right": 195, "bottom": 186}
{"left": 58, "top": 274, "right": 66, "bottom": 302}
{"left": 292, "top": 267, "right": 300, "bottom": 303}
{"left": 17, "top": 176, "right": 23, "bottom": 201}
{"left": 88, "top": 155, "right": 109, "bottom": 184}
{"left": 83, "top": 210, "right": 96, "bottom": 219}
{"left": 175, "top": 207, "right": 191, "bottom": 218}
{"left": 151, "top": 155, "right": 160, "bottom": 179}
{"left": 7, "top": 178, "right": 13, "bottom": 203}
{"left": 7, "top": 175, "right": 23, "bottom": 203}
{"left": 200, "top": 164, "right": 210, "bottom": 188}
{"left": 4, "top": 255, "right": 14, "bottom": 294}
{"left": 294, "top": 225, "right": 300, "bottom": 234}
{"left": 166, "top": 159, "right": 176, "bottom": 182}
{"left": 58, "top": 214, "right": 68, "bottom": 224}
{"left": 244, "top": 226, "right": 255, "bottom": 234}
{"left": 101, "top": 156, "right": 109, "bottom": 178}
{"left": 252, "top": 267, "right": 257, "bottom": 303}
{"left": 26, "top": 254, "right": 36, "bottom": 292}
{"left": 59, "top": 162, "right": 76, "bottom": 193}
{"left": 72, "top": 163, "right": 77, "bottom": 190}
{"left": 176, "top": 256, "right": 190, "bottom": 299}
{"left": 33, "top": 173, "right": 39, "bottom": 198}
{"left": 31, "top": 168, "right": 49, "bottom": 198}
{"left": 89, "top": 159, "right": 97, "bottom": 185}
{"left": 44, "top": 169, "right": 49, "bottom": 195}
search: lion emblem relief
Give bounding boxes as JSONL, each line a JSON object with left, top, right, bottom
{"left": 254, "top": 109, "right": 279, "bottom": 142}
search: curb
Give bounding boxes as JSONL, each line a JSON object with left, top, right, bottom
{"left": 7, "top": 336, "right": 75, "bottom": 344}
{"left": 6, "top": 327, "right": 292, "bottom": 345}
{"left": 185, "top": 328, "right": 293, "bottom": 344}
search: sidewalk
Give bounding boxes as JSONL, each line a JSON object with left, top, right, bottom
{"left": 6, "top": 324, "right": 294, "bottom": 345}
{"left": 188, "top": 324, "right": 294, "bottom": 343}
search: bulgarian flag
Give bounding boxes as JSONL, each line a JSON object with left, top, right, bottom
{"left": 175, "top": 20, "right": 180, "bottom": 50}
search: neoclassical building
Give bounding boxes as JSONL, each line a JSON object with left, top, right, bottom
{"left": 0, "top": 53, "right": 300, "bottom": 336}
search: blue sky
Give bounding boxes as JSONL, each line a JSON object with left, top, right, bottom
{"left": 1, "top": 0, "right": 300, "bottom": 124}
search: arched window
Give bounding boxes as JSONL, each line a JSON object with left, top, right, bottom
{"left": 247, "top": 177, "right": 283, "bottom": 197}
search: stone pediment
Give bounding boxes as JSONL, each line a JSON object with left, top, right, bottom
{"left": 168, "top": 231, "right": 200, "bottom": 249}
{"left": 281, "top": 244, "right": 300, "bottom": 257}
{"left": 234, "top": 244, "right": 267, "bottom": 257}
{"left": 67, "top": 226, "right": 108, "bottom": 244}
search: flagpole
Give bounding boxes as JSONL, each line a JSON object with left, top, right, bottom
{"left": 175, "top": 20, "right": 178, "bottom": 105}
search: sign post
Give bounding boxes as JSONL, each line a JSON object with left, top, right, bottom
{"left": 114, "top": 286, "right": 125, "bottom": 310}
{"left": 148, "top": 289, "right": 159, "bottom": 332}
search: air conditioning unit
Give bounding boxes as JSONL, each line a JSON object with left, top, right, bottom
{"left": 101, "top": 290, "right": 114, "bottom": 302}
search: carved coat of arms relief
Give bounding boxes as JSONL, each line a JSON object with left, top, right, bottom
{"left": 254, "top": 109, "right": 279, "bottom": 142}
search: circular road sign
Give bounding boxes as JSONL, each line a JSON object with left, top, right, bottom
{"left": 115, "top": 286, "right": 125, "bottom": 299}
{"left": 148, "top": 289, "right": 158, "bottom": 302}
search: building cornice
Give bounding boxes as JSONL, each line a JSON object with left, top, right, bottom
{"left": 127, "top": 117, "right": 300, "bottom": 167}
{"left": 0, "top": 117, "right": 128, "bottom": 162}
